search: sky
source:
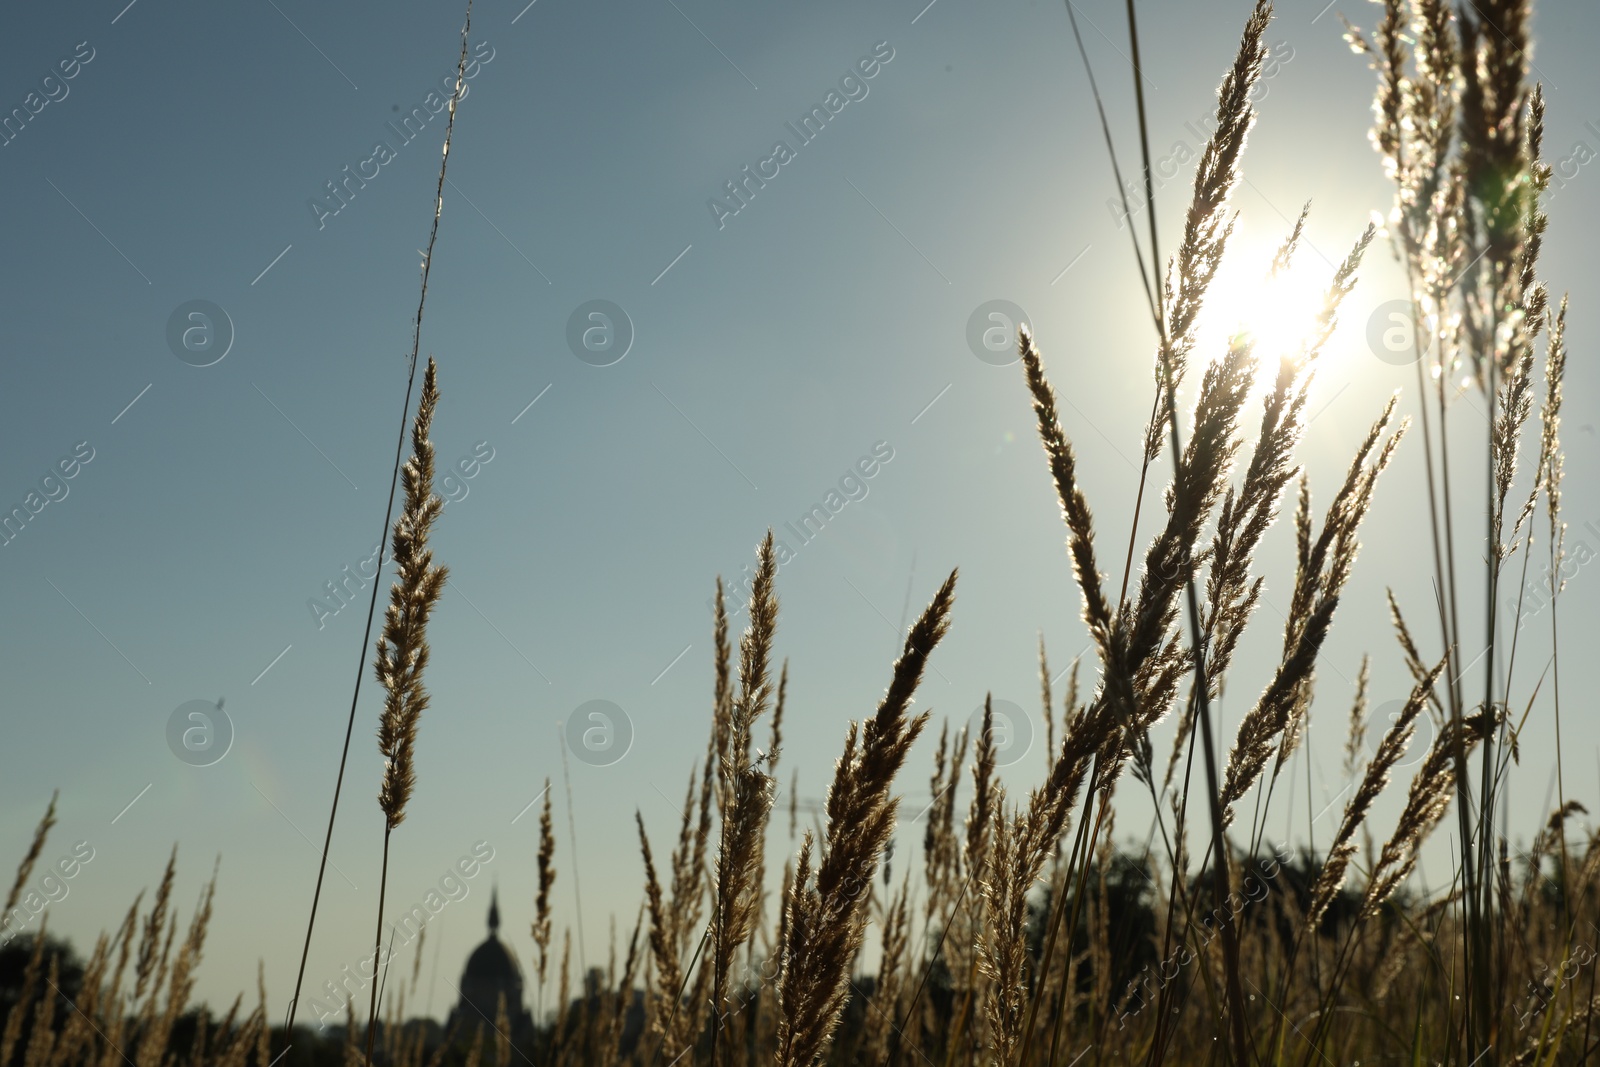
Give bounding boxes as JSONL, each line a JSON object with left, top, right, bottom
{"left": 1, "top": 0, "right": 1597, "bottom": 1027}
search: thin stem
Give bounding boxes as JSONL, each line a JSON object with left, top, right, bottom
{"left": 885, "top": 868, "right": 975, "bottom": 1067}
{"left": 1475, "top": 349, "right": 1499, "bottom": 1056}
{"left": 1548, "top": 536, "right": 1570, "bottom": 931}
{"left": 647, "top": 926, "right": 710, "bottom": 1067}
{"left": 1120, "top": 384, "right": 1166, "bottom": 612}
{"left": 1042, "top": 776, "right": 1103, "bottom": 1064}
{"left": 709, "top": 894, "right": 724, "bottom": 1067}
{"left": 1434, "top": 355, "right": 1479, "bottom": 1060}
{"left": 558, "top": 725, "right": 588, "bottom": 970}
{"left": 1013, "top": 754, "right": 1103, "bottom": 1067}
{"left": 372, "top": 922, "right": 401, "bottom": 1046}
{"left": 1065, "top": 0, "right": 1168, "bottom": 617}
{"left": 1063, "top": 0, "right": 1160, "bottom": 328}
{"left": 282, "top": 0, "right": 473, "bottom": 1036}
{"left": 1120, "top": 0, "right": 1247, "bottom": 1054}
{"left": 1048, "top": 786, "right": 1115, "bottom": 1067}
{"left": 364, "top": 826, "right": 393, "bottom": 1066}
{"left": 1124, "top": 0, "right": 1162, "bottom": 334}
{"left": 1145, "top": 688, "right": 1204, "bottom": 1067}
{"left": 1501, "top": 527, "right": 1535, "bottom": 710}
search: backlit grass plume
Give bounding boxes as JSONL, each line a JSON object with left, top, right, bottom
{"left": 375, "top": 356, "right": 449, "bottom": 829}
{"left": 1, "top": 792, "right": 55, "bottom": 930}
{"left": 775, "top": 570, "right": 956, "bottom": 1067}
{"left": 709, "top": 533, "right": 780, "bottom": 1067}
{"left": 1309, "top": 655, "right": 1447, "bottom": 929}
{"left": 367, "top": 355, "right": 448, "bottom": 1062}
{"left": 533, "top": 779, "right": 555, "bottom": 993}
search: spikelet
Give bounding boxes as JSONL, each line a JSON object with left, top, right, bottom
{"left": 860, "top": 878, "right": 910, "bottom": 1066}
{"left": 206, "top": 996, "right": 245, "bottom": 1067}
{"left": 635, "top": 812, "right": 687, "bottom": 1059}
{"left": 746, "top": 656, "right": 790, "bottom": 963}
{"left": 923, "top": 722, "right": 950, "bottom": 911}
{"left": 958, "top": 697, "right": 999, "bottom": 1047}
{"left": 711, "top": 577, "right": 734, "bottom": 813}
{"left": 775, "top": 571, "right": 956, "bottom": 1067}
{"left": 1220, "top": 395, "right": 1406, "bottom": 824}
{"left": 1523, "top": 800, "right": 1586, "bottom": 894}
{"left": 1310, "top": 657, "right": 1447, "bottom": 928}
{"left": 93, "top": 900, "right": 139, "bottom": 1067}
{"left": 2, "top": 793, "right": 56, "bottom": 932}
{"left": 1039, "top": 635, "right": 1055, "bottom": 768}
{"left": 978, "top": 801, "right": 1032, "bottom": 1064}
{"left": 136, "top": 860, "right": 217, "bottom": 1067}
{"left": 1457, "top": 0, "right": 1538, "bottom": 383}
{"left": 133, "top": 848, "right": 177, "bottom": 1007}
{"left": 1126, "top": 330, "right": 1255, "bottom": 697}
{"left": 669, "top": 739, "right": 716, "bottom": 966}
{"left": 1204, "top": 225, "right": 1377, "bottom": 699}
{"left": 1363, "top": 714, "right": 1482, "bottom": 917}
{"left": 1492, "top": 334, "right": 1538, "bottom": 562}
{"left": 709, "top": 533, "right": 780, "bottom": 1048}
{"left": 771, "top": 659, "right": 787, "bottom": 773}
{"left": 603, "top": 904, "right": 645, "bottom": 1065}
{"left": 923, "top": 721, "right": 968, "bottom": 926}
{"left": 1540, "top": 297, "right": 1567, "bottom": 537}
{"left": 965, "top": 695, "right": 998, "bottom": 878}
{"left": 1342, "top": 655, "right": 1372, "bottom": 782}
{"left": 1152, "top": 0, "right": 1273, "bottom": 441}
{"left": 24, "top": 954, "right": 60, "bottom": 1067}
{"left": 1, "top": 915, "right": 47, "bottom": 1067}
{"left": 1017, "top": 324, "right": 1117, "bottom": 674}
{"left": 1063, "top": 656, "right": 1080, "bottom": 730}
{"left": 375, "top": 357, "right": 449, "bottom": 829}
{"left": 52, "top": 928, "right": 111, "bottom": 1067}
{"left": 533, "top": 782, "right": 555, "bottom": 988}
{"left": 554, "top": 930, "right": 571, "bottom": 1058}
{"left": 255, "top": 965, "right": 270, "bottom": 1067}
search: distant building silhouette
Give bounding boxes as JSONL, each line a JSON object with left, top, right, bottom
{"left": 447, "top": 888, "right": 534, "bottom": 1041}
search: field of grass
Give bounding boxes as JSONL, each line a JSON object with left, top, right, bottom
{"left": 3, "top": 0, "right": 1593, "bottom": 1065}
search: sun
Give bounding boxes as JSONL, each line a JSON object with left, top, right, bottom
{"left": 1237, "top": 266, "right": 1327, "bottom": 367}
{"left": 1193, "top": 232, "right": 1344, "bottom": 405}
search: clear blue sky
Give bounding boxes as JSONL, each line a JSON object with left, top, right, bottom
{"left": 2, "top": 0, "right": 1596, "bottom": 1021}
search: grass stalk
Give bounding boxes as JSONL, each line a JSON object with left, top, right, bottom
{"left": 284, "top": 3, "right": 472, "bottom": 1038}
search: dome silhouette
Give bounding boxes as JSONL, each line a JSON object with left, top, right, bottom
{"left": 447, "top": 886, "right": 533, "bottom": 1041}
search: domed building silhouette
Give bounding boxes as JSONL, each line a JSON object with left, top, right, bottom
{"left": 447, "top": 888, "right": 534, "bottom": 1041}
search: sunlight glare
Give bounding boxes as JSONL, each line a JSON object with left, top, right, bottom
{"left": 1194, "top": 231, "right": 1340, "bottom": 406}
